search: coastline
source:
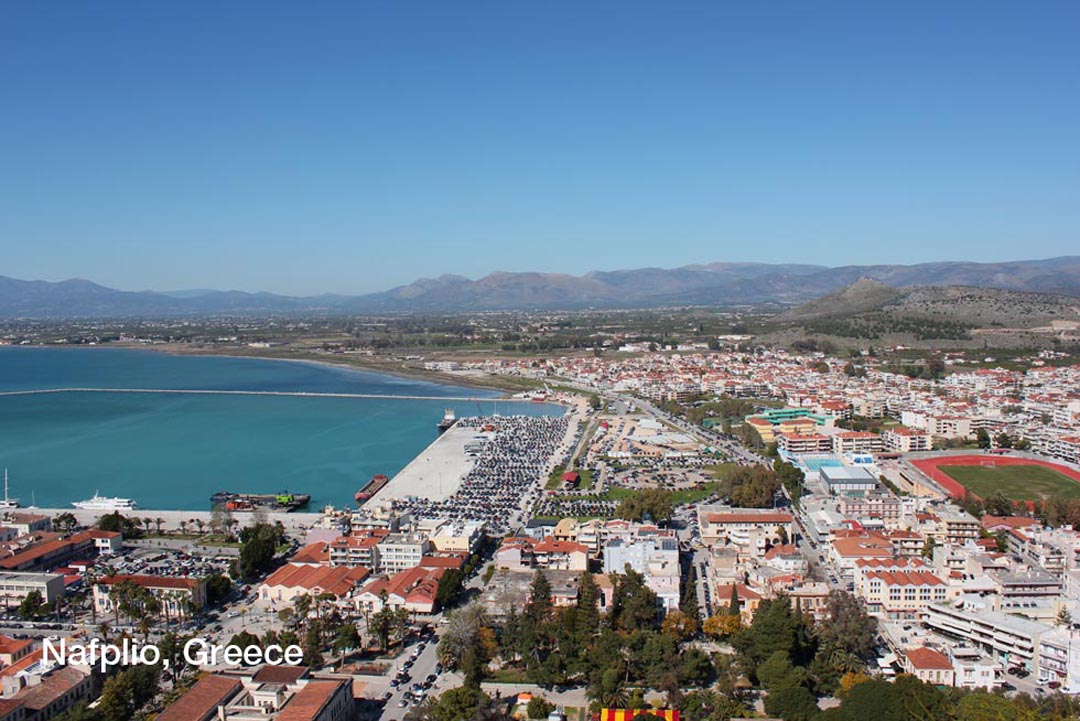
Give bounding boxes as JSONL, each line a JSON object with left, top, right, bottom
{"left": 104, "top": 342, "right": 548, "bottom": 397}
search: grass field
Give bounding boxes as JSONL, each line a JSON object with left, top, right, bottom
{"left": 938, "top": 464, "right": 1080, "bottom": 501}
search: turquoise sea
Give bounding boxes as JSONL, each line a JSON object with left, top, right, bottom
{"left": 0, "top": 347, "right": 559, "bottom": 510}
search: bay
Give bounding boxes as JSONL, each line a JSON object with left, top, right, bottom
{"left": 0, "top": 347, "right": 559, "bottom": 510}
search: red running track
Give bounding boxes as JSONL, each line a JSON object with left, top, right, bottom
{"left": 911, "top": 454, "right": 1080, "bottom": 501}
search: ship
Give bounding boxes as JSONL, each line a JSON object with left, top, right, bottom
{"left": 209, "top": 491, "right": 311, "bottom": 512}
{"left": 437, "top": 408, "right": 457, "bottom": 433}
{"left": 355, "top": 474, "right": 389, "bottom": 504}
{"left": 73, "top": 492, "right": 138, "bottom": 511}
{"left": 0, "top": 470, "right": 20, "bottom": 511}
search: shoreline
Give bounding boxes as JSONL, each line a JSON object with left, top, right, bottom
{"left": 66, "top": 342, "right": 549, "bottom": 397}
{"left": 1, "top": 341, "right": 552, "bottom": 396}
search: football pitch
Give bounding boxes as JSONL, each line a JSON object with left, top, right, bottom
{"left": 938, "top": 464, "right": 1080, "bottom": 501}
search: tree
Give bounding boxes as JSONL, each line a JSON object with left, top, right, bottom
{"left": 763, "top": 683, "right": 819, "bottom": 721}
{"left": 18, "top": 590, "right": 46, "bottom": 620}
{"left": 615, "top": 488, "right": 674, "bottom": 523}
{"left": 334, "top": 623, "right": 361, "bottom": 653}
{"left": 52, "top": 512, "right": 79, "bottom": 534}
{"left": 302, "top": 624, "right": 323, "bottom": 667}
{"left": 976, "top": 428, "right": 992, "bottom": 449}
{"left": 236, "top": 521, "right": 283, "bottom": 581}
{"left": 921, "top": 535, "right": 936, "bottom": 559}
{"left": 205, "top": 574, "right": 233, "bottom": 605}
{"left": 726, "top": 585, "right": 741, "bottom": 616}
{"left": 527, "top": 696, "right": 555, "bottom": 719}
{"left": 995, "top": 432, "right": 1014, "bottom": 449}
{"left": 702, "top": 614, "right": 741, "bottom": 639}
{"left": 817, "top": 591, "right": 877, "bottom": 661}
{"left": 661, "top": 609, "right": 699, "bottom": 641}
{"left": 1056, "top": 606, "right": 1073, "bottom": 627}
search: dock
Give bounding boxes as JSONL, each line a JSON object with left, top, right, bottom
{"left": 370, "top": 424, "right": 483, "bottom": 503}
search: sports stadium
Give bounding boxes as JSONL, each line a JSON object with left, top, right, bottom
{"left": 911, "top": 454, "right": 1080, "bottom": 502}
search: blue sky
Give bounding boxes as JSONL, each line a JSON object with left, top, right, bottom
{"left": 2, "top": 2, "right": 1078, "bottom": 295}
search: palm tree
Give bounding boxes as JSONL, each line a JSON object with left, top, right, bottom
{"left": 155, "top": 517, "right": 165, "bottom": 535}
{"left": 195, "top": 518, "right": 205, "bottom": 535}
{"left": 179, "top": 520, "right": 188, "bottom": 536}
{"left": 98, "top": 622, "right": 112, "bottom": 643}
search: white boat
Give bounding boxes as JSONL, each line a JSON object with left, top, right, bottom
{"left": 73, "top": 492, "right": 137, "bottom": 511}
{"left": 0, "top": 469, "right": 20, "bottom": 510}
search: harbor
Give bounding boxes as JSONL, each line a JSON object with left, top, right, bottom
{"left": 369, "top": 423, "right": 487, "bottom": 503}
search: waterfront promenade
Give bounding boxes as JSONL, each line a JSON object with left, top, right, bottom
{"left": 24, "top": 507, "right": 323, "bottom": 534}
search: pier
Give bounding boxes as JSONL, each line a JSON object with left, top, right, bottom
{"left": 0, "top": 387, "right": 497, "bottom": 402}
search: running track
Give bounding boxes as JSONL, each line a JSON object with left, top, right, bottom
{"left": 911, "top": 454, "right": 1080, "bottom": 500}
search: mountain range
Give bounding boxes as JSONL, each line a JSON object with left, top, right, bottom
{"left": 2, "top": 256, "right": 1080, "bottom": 318}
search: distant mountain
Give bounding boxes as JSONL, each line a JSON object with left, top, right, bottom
{"left": 2, "top": 256, "right": 1080, "bottom": 317}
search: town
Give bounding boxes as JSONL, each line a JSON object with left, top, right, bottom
{"left": 0, "top": 340, "right": 1078, "bottom": 721}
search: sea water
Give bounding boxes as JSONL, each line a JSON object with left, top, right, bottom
{"left": 0, "top": 347, "right": 559, "bottom": 509}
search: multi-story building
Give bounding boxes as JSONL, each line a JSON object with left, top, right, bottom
{"left": 375, "top": 533, "right": 431, "bottom": 574}
{"left": 838, "top": 492, "right": 903, "bottom": 521}
{"left": 94, "top": 574, "right": 207, "bottom": 618}
{"left": 832, "top": 431, "right": 883, "bottom": 454}
{"left": 777, "top": 433, "right": 833, "bottom": 456}
{"left": 882, "top": 427, "right": 932, "bottom": 453}
{"left": 157, "top": 667, "right": 354, "bottom": 721}
{"left": 921, "top": 602, "right": 1048, "bottom": 672}
{"left": 602, "top": 534, "right": 680, "bottom": 611}
{"left": 698, "top": 507, "right": 793, "bottom": 558}
{"left": 0, "top": 572, "right": 65, "bottom": 606}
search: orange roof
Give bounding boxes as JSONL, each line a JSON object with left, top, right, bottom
{"left": 865, "top": 570, "right": 944, "bottom": 586}
{"left": 262, "top": 564, "right": 370, "bottom": 596}
{"left": 278, "top": 681, "right": 347, "bottom": 721}
{"left": 0, "top": 634, "right": 32, "bottom": 657}
{"left": 533, "top": 539, "right": 588, "bottom": 554}
{"left": 707, "top": 512, "right": 793, "bottom": 525}
{"left": 831, "top": 536, "right": 893, "bottom": 558}
{"left": 157, "top": 675, "right": 242, "bottom": 721}
{"left": 764, "top": 544, "right": 800, "bottom": 559}
{"left": 100, "top": 574, "right": 202, "bottom": 590}
{"left": 905, "top": 647, "right": 952, "bottom": 670}
{"left": 290, "top": 542, "right": 331, "bottom": 565}
{"left": 715, "top": 583, "right": 761, "bottom": 601}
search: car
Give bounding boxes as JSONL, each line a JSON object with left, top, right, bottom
{"left": 390, "top": 680, "right": 399, "bottom": 688}
{"left": 1049, "top": 681, "right": 1061, "bottom": 689}
{"left": 1000, "top": 682, "right": 1016, "bottom": 692}
{"left": 398, "top": 700, "right": 408, "bottom": 708}
{"left": 1017, "top": 669, "right": 1030, "bottom": 678}
{"left": 382, "top": 692, "right": 393, "bottom": 701}
{"left": 1007, "top": 667, "right": 1019, "bottom": 676}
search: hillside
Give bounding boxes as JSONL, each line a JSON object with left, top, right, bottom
{"left": 767, "top": 282, "right": 1080, "bottom": 347}
{"left": 2, "top": 255, "right": 1079, "bottom": 317}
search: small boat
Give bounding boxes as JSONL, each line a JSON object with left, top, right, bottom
{"left": 0, "top": 470, "right": 20, "bottom": 510}
{"left": 437, "top": 409, "right": 456, "bottom": 433}
{"left": 73, "top": 492, "right": 137, "bottom": 511}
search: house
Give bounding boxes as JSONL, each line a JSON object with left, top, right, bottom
{"left": 903, "top": 647, "right": 955, "bottom": 687}
{"left": 355, "top": 566, "right": 445, "bottom": 615}
{"left": 715, "top": 584, "right": 761, "bottom": 624}
{"left": 259, "top": 565, "right": 370, "bottom": 606}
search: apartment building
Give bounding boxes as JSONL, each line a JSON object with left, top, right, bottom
{"left": 375, "top": 533, "right": 431, "bottom": 573}
{"left": 698, "top": 507, "right": 793, "bottom": 558}
{"left": 158, "top": 667, "right": 354, "bottom": 721}
{"left": 882, "top": 427, "right": 932, "bottom": 453}
{"left": 778, "top": 433, "right": 833, "bottom": 456}
{"left": 832, "top": 431, "right": 883, "bottom": 454}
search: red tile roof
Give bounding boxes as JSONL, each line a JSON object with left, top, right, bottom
{"left": 277, "top": 680, "right": 347, "bottom": 721}
{"left": 262, "top": 564, "right": 370, "bottom": 597}
{"left": 157, "top": 674, "right": 242, "bottom": 721}
{"left": 905, "top": 646, "right": 952, "bottom": 670}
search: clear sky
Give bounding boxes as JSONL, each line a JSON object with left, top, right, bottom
{"left": 2, "top": 2, "right": 1078, "bottom": 295}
